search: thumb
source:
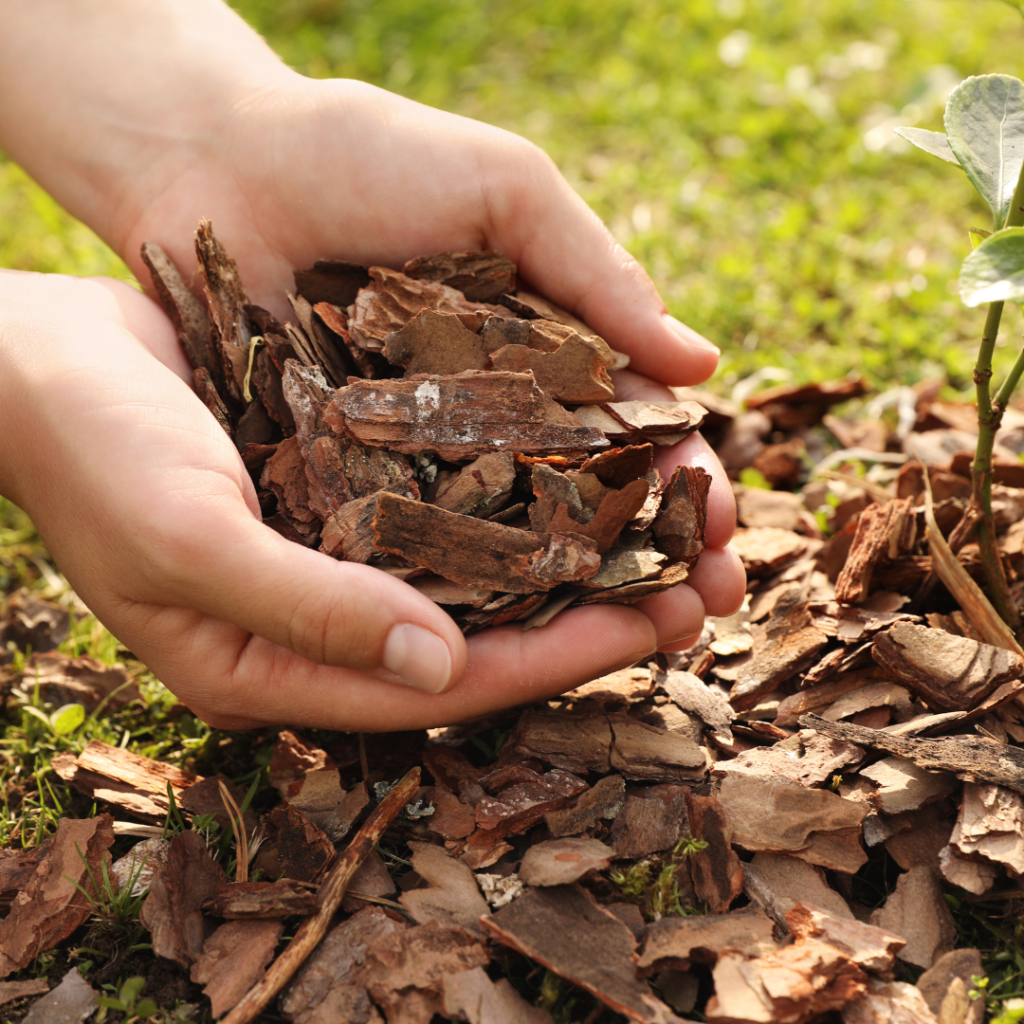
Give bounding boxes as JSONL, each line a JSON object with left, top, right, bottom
{"left": 142, "top": 501, "right": 467, "bottom": 694}
{"left": 484, "top": 146, "right": 720, "bottom": 386}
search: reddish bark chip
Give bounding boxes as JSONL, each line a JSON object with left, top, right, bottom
{"left": 326, "top": 371, "right": 609, "bottom": 461}
{"left": 372, "top": 492, "right": 601, "bottom": 593}
{"left": 0, "top": 815, "right": 115, "bottom": 978}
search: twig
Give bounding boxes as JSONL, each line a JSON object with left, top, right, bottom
{"left": 218, "top": 780, "right": 249, "bottom": 884}
{"left": 921, "top": 465, "right": 1024, "bottom": 656}
{"left": 219, "top": 766, "right": 420, "bottom": 1024}
{"left": 358, "top": 732, "right": 370, "bottom": 781}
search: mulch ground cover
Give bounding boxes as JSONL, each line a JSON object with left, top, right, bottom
{"left": 3, "top": 225, "right": 1024, "bottom": 1022}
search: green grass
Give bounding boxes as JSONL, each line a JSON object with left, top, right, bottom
{"left": 5, "top": 0, "right": 1024, "bottom": 1018}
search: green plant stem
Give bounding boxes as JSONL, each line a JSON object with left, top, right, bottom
{"left": 968, "top": 157, "right": 1024, "bottom": 632}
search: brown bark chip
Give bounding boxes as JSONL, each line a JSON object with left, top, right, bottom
{"left": 326, "top": 371, "right": 608, "bottom": 461}
{"left": 869, "top": 866, "right": 956, "bottom": 970}
{"left": 191, "top": 919, "right": 284, "bottom": 1018}
{"left": 280, "top": 906, "right": 404, "bottom": 1022}
{"left": 841, "top": 979, "right": 940, "bottom": 1024}
{"left": 0, "top": 979, "right": 50, "bottom": 1008}
{"left": 872, "top": 621, "right": 1024, "bottom": 711}
{"left": 637, "top": 906, "right": 777, "bottom": 972}
{"left": 835, "top": 499, "right": 916, "bottom": 605}
{"left": 686, "top": 792, "right": 744, "bottom": 913}
{"left": 916, "top": 948, "right": 985, "bottom": 1024}
{"left": 716, "top": 772, "right": 867, "bottom": 854}
{"left": 545, "top": 774, "right": 626, "bottom": 837}
{"left": 744, "top": 853, "right": 854, "bottom": 924}
{"left": 0, "top": 815, "right": 114, "bottom": 977}
{"left": 141, "top": 241, "right": 214, "bottom": 373}
{"left": 786, "top": 904, "right": 906, "bottom": 973}
{"left": 5, "top": 653, "right": 138, "bottom": 713}
{"left": 140, "top": 830, "right": 227, "bottom": 969}
{"left": 443, "top": 967, "right": 555, "bottom": 1024}
{"left": 801, "top": 714, "right": 1024, "bottom": 793}
{"left": 251, "top": 805, "right": 336, "bottom": 884}
{"left": 706, "top": 940, "right": 867, "bottom": 1024}
{"left": 481, "top": 885, "right": 679, "bottom": 1023}
{"left": 402, "top": 249, "right": 517, "bottom": 302}
{"left": 358, "top": 920, "right": 491, "bottom": 1024}
{"left": 370, "top": 492, "right": 601, "bottom": 593}
{"left": 519, "top": 838, "right": 614, "bottom": 886}
{"left": 383, "top": 309, "right": 490, "bottom": 376}
{"left": 51, "top": 739, "right": 201, "bottom": 823}
{"left": 651, "top": 465, "right": 711, "bottom": 567}
{"left": 399, "top": 842, "right": 489, "bottom": 937}
{"left": 949, "top": 782, "right": 1024, "bottom": 875}
{"left": 204, "top": 880, "right": 317, "bottom": 919}
{"left": 488, "top": 333, "right": 615, "bottom": 404}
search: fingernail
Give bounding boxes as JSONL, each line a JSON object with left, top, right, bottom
{"left": 382, "top": 623, "right": 453, "bottom": 694}
{"left": 663, "top": 314, "right": 720, "bottom": 357}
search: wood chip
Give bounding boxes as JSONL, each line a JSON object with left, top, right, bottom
{"left": 191, "top": 919, "right": 284, "bottom": 1018}
{"left": 609, "top": 785, "right": 689, "bottom": 860}
{"left": 660, "top": 670, "right": 735, "bottom": 740}
{"left": 872, "top": 621, "right": 1024, "bottom": 711}
{"left": 0, "top": 816, "right": 114, "bottom": 978}
{"left": 869, "top": 865, "right": 956, "bottom": 969}
{"left": 0, "top": 979, "right": 50, "bottom": 1008}
{"left": 371, "top": 492, "right": 600, "bottom": 593}
{"left": 835, "top": 499, "right": 917, "bottom": 605}
{"left": 787, "top": 904, "right": 906, "bottom": 973}
{"left": 917, "top": 948, "right": 985, "bottom": 1024}
{"left": 706, "top": 939, "right": 867, "bottom": 1023}
{"left": 730, "top": 527, "right": 811, "bottom": 578}
{"left": 841, "top": 979, "right": 940, "bottom": 1024}
{"left": 544, "top": 774, "right": 626, "bottom": 837}
{"left": 800, "top": 714, "right": 1024, "bottom": 793}
{"left": 637, "top": 906, "right": 776, "bottom": 971}
{"left": 203, "top": 879, "right": 316, "bottom": 919}
{"left": 519, "top": 838, "right": 614, "bottom": 886}
{"left": 715, "top": 731, "right": 864, "bottom": 787}
{"left": 716, "top": 772, "right": 867, "bottom": 854}
{"left": 949, "top": 783, "right": 1024, "bottom": 875}
{"left": 139, "top": 830, "right": 226, "bottom": 969}
{"left": 743, "top": 853, "right": 854, "bottom": 925}
{"left": 383, "top": 309, "right": 489, "bottom": 376}
{"left": 6, "top": 653, "right": 138, "bottom": 713}
{"left": 859, "top": 757, "right": 956, "bottom": 814}
{"left": 51, "top": 741, "right": 201, "bottom": 823}
{"left": 686, "top": 791, "right": 744, "bottom": 913}
{"left": 142, "top": 241, "right": 214, "bottom": 373}
{"left": 489, "top": 333, "right": 615, "bottom": 404}
{"left": 574, "top": 400, "right": 705, "bottom": 441}
{"left": 400, "top": 842, "right": 490, "bottom": 938}
{"left": 327, "top": 371, "right": 607, "bottom": 461}
{"left": 443, "top": 966, "right": 555, "bottom": 1024}
{"left": 402, "top": 250, "right": 517, "bottom": 302}
{"left": 481, "top": 884, "right": 678, "bottom": 1024}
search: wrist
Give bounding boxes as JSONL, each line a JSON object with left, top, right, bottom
{"left": 0, "top": 0, "right": 293, "bottom": 249}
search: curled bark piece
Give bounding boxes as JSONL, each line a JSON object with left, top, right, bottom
{"left": 141, "top": 241, "right": 212, "bottom": 373}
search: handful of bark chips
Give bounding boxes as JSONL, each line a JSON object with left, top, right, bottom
{"left": 143, "top": 221, "right": 710, "bottom": 631}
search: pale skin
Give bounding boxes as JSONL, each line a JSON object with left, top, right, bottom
{"left": 0, "top": 0, "right": 745, "bottom": 730}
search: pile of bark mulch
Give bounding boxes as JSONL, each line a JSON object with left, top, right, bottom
{"left": 7, "top": 233, "right": 1024, "bottom": 1022}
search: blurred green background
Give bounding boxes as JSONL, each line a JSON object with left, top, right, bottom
{"left": 5, "top": 0, "right": 1024, "bottom": 396}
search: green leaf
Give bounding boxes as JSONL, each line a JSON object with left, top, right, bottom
{"left": 20, "top": 705, "right": 53, "bottom": 730}
{"left": 51, "top": 703, "right": 85, "bottom": 737}
{"left": 960, "top": 227, "right": 1024, "bottom": 305}
{"left": 894, "top": 127, "right": 959, "bottom": 164}
{"left": 945, "top": 75, "right": 1024, "bottom": 229}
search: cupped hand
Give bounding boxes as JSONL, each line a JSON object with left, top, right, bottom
{"left": 0, "top": 272, "right": 741, "bottom": 730}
